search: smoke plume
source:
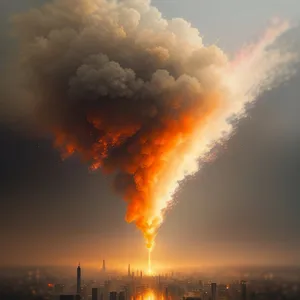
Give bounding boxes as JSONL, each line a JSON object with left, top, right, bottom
{"left": 10, "top": 0, "right": 296, "bottom": 250}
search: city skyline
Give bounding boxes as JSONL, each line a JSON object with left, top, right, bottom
{"left": 2, "top": 261, "right": 299, "bottom": 300}
{"left": 38, "top": 262, "right": 298, "bottom": 300}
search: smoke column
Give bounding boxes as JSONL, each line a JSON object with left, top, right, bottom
{"left": 11, "top": 0, "right": 296, "bottom": 251}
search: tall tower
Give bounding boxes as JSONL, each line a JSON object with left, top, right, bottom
{"left": 92, "top": 288, "right": 98, "bottom": 300}
{"left": 241, "top": 280, "right": 247, "bottom": 300}
{"left": 211, "top": 283, "right": 217, "bottom": 300}
{"left": 128, "top": 264, "right": 131, "bottom": 277}
{"left": 77, "top": 263, "right": 81, "bottom": 295}
{"left": 102, "top": 260, "right": 106, "bottom": 272}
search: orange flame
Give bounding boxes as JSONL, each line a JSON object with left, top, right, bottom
{"left": 52, "top": 92, "right": 221, "bottom": 249}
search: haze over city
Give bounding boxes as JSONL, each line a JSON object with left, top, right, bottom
{"left": 0, "top": 2, "right": 300, "bottom": 299}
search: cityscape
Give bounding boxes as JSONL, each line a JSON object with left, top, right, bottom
{"left": 1, "top": 1, "right": 300, "bottom": 300}
{"left": 1, "top": 262, "right": 300, "bottom": 300}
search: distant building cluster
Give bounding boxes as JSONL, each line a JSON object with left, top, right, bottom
{"left": 1, "top": 263, "right": 299, "bottom": 300}
{"left": 47, "top": 263, "right": 263, "bottom": 300}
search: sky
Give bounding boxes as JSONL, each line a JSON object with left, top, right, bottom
{"left": 0, "top": 0, "right": 300, "bottom": 270}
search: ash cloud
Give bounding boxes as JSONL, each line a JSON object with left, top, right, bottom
{"left": 6, "top": 0, "right": 296, "bottom": 249}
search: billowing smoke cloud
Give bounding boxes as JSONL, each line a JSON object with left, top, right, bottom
{"left": 10, "top": 0, "right": 296, "bottom": 250}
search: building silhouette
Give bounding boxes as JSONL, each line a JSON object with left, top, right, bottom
{"left": 241, "top": 280, "right": 247, "bottom": 300}
{"left": 92, "top": 288, "right": 98, "bottom": 300}
{"left": 128, "top": 264, "right": 131, "bottom": 277}
{"left": 119, "top": 291, "right": 126, "bottom": 300}
{"left": 102, "top": 260, "right": 106, "bottom": 272}
{"left": 76, "top": 263, "right": 81, "bottom": 295}
{"left": 211, "top": 283, "right": 217, "bottom": 300}
{"left": 92, "top": 286, "right": 105, "bottom": 300}
{"left": 109, "top": 291, "right": 118, "bottom": 300}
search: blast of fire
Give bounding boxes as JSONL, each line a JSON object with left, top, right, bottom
{"left": 11, "top": 0, "right": 297, "bottom": 250}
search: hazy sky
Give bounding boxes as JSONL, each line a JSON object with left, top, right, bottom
{"left": 0, "top": 0, "right": 300, "bottom": 270}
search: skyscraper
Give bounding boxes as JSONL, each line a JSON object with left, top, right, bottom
{"left": 211, "top": 283, "right": 217, "bottom": 300}
{"left": 92, "top": 288, "right": 98, "bottom": 300}
{"left": 93, "top": 287, "right": 105, "bottom": 300}
{"left": 110, "top": 291, "right": 118, "bottom": 300}
{"left": 241, "top": 280, "right": 247, "bottom": 300}
{"left": 77, "top": 263, "right": 81, "bottom": 295}
{"left": 128, "top": 264, "right": 131, "bottom": 277}
{"left": 102, "top": 260, "right": 106, "bottom": 272}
